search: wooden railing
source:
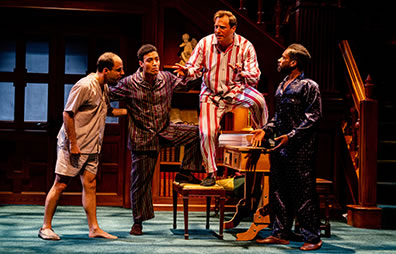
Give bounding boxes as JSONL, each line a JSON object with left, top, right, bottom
{"left": 339, "top": 40, "right": 364, "bottom": 184}
{"left": 339, "top": 41, "right": 366, "bottom": 113}
{"left": 221, "top": 0, "right": 288, "bottom": 43}
{"left": 339, "top": 40, "right": 381, "bottom": 228}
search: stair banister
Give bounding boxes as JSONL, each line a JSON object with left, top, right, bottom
{"left": 339, "top": 40, "right": 381, "bottom": 229}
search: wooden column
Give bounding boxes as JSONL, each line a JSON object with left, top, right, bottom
{"left": 347, "top": 76, "right": 381, "bottom": 229}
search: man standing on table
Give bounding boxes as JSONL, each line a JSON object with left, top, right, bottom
{"left": 173, "top": 10, "right": 268, "bottom": 186}
{"left": 251, "top": 43, "right": 323, "bottom": 251}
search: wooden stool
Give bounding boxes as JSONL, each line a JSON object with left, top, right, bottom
{"left": 316, "top": 178, "right": 333, "bottom": 237}
{"left": 172, "top": 181, "right": 226, "bottom": 239}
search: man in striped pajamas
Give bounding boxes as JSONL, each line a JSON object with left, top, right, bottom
{"left": 173, "top": 10, "right": 268, "bottom": 186}
{"left": 109, "top": 44, "right": 203, "bottom": 235}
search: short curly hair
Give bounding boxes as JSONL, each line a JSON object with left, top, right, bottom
{"left": 287, "top": 43, "right": 311, "bottom": 71}
{"left": 137, "top": 44, "right": 157, "bottom": 61}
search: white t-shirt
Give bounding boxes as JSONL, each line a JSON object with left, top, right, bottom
{"left": 57, "top": 73, "right": 110, "bottom": 154}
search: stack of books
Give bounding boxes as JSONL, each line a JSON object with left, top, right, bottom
{"left": 218, "top": 133, "right": 253, "bottom": 147}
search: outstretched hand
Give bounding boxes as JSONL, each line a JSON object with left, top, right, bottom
{"left": 270, "top": 134, "right": 289, "bottom": 151}
{"left": 171, "top": 63, "right": 188, "bottom": 77}
{"left": 250, "top": 130, "right": 289, "bottom": 151}
{"left": 250, "top": 129, "right": 265, "bottom": 147}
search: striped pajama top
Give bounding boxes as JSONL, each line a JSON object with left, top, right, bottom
{"left": 186, "top": 33, "right": 261, "bottom": 103}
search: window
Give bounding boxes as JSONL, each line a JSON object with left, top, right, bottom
{"left": 24, "top": 83, "right": 48, "bottom": 122}
{"left": 0, "top": 35, "right": 124, "bottom": 126}
{"left": 64, "top": 84, "right": 74, "bottom": 106}
{"left": 0, "top": 82, "right": 15, "bottom": 121}
{"left": 26, "top": 40, "right": 49, "bottom": 73}
{"left": 65, "top": 37, "right": 88, "bottom": 75}
{"left": 0, "top": 40, "right": 16, "bottom": 72}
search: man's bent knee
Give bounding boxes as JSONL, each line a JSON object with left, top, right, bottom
{"left": 81, "top": 171, "right": 97, "bottom": 190}
{"left": 54, "top": 174, "right": 71, "bottom": 191}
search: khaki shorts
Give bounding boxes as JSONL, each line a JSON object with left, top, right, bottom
{"left": 55, "top": 147, "right": 99, "bottom": 177}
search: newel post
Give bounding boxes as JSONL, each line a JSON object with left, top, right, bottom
{"left": 347, "top": 75, "right": 382, "bottom": 229}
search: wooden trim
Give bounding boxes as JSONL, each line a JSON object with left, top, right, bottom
{"left": 347, "top": 204, "right": 381, "bottom": 229}
{"left": 338, "top": 40, "right": 365, "bottom": 112}
{"left": 0, "top": 0, "right": 148, "bottom": 14}
{"left": 359, "top": 99, "right": 378, "bottom": 206}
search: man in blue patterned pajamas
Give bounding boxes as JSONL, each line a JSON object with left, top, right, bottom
{"left": 251, "top": 43, "right": 323, "bottom": 251}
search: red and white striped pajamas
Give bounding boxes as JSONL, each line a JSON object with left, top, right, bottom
{"left": 186, "top": 33, "right": 268, "bottom": 173}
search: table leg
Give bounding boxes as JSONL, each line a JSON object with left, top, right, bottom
{"left": 236, "top": 205, "right": 271, "bottom": 241}
{"left": 224, "top": 172, "right": 262, "bottom": 229}
{"left": 173, "top": 189, "right": 177, "bottom": 229}
{"left": 183, "top": 196, "right": 189, "bottom": 239}
{"left": 206, "top": 196, "right": 211, "bottom": 229}
{"left": 219, "top": 197, "right": 225, "bottom": 240}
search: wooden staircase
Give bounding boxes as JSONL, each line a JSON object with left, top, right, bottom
{"left": 377, "top": 104, "right": 396, "bottom": 208}
{"left": 345, "top": 1, "right": 396, "bottom": 228}
{"left": 375, "top": 44, "right": 396, "bottom": 229}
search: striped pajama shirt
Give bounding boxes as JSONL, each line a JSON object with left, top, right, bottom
{"left": 109, "top": 69, "right": 203, "bottom": 222}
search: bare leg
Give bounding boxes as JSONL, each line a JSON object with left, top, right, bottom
{"left": 42, "top": 174, "right": 69, "bottom": 230}
{"left": 80, "top": 170, "right": 117, "bottom": 239}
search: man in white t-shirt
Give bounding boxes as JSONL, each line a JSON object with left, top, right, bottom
{"left": 38, "top": 52, "right": 126, "bottom": 241}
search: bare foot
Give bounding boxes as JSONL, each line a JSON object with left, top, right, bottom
{"left": 89, "top": 228, "right": 118, "bottom": 239}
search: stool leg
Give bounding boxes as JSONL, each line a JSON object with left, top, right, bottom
{"left": 183, "top": 196, "right": 189, "bottom": 239}
{"left": 324, "top": 192, "right": 331, "bottom": 237}
{"left": 206, "top": 197, "right": 211, "bottom": 229}
{"left": 173, "top": 189, "right": 177, "bottom": 229}
{"left": 219, "top": 197, "right": 225, "bottom": 240}
{"left": 215, "top": 197, "right": 219, "bottom": 216}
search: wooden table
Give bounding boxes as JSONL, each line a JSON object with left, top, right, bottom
{"left": 223, "top": 145, "right": 333, "bottom": 240}
{"left": 222, "top": 145, "right": 271, "bottom": 240}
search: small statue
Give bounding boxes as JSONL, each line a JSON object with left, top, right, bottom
{"left": 179, "top": 33, "right": 196, "bottom": 65}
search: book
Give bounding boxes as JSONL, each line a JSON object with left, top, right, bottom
{"left": 218, "top": 133, "right": 253, "bottom": 147}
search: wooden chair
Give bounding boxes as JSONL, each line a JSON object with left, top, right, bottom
{"left": 316, "top": 178, "right": 333, "bottom": 237}
{"left": 172, "top": 181, "right": 226, "bottom": 239}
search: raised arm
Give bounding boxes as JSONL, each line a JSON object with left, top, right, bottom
{"left": 108, "top": 108, "right": 127, "bottom": 116}
{"left": 108, "top": 76, "right": 132, "bottom": 101}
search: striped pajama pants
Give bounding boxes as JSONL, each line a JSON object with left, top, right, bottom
{"left": 130, "top": 123, "right": 202, "bottom": 223}
{"left": 199, "top": 86, "right": 268, "bottom": 173}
